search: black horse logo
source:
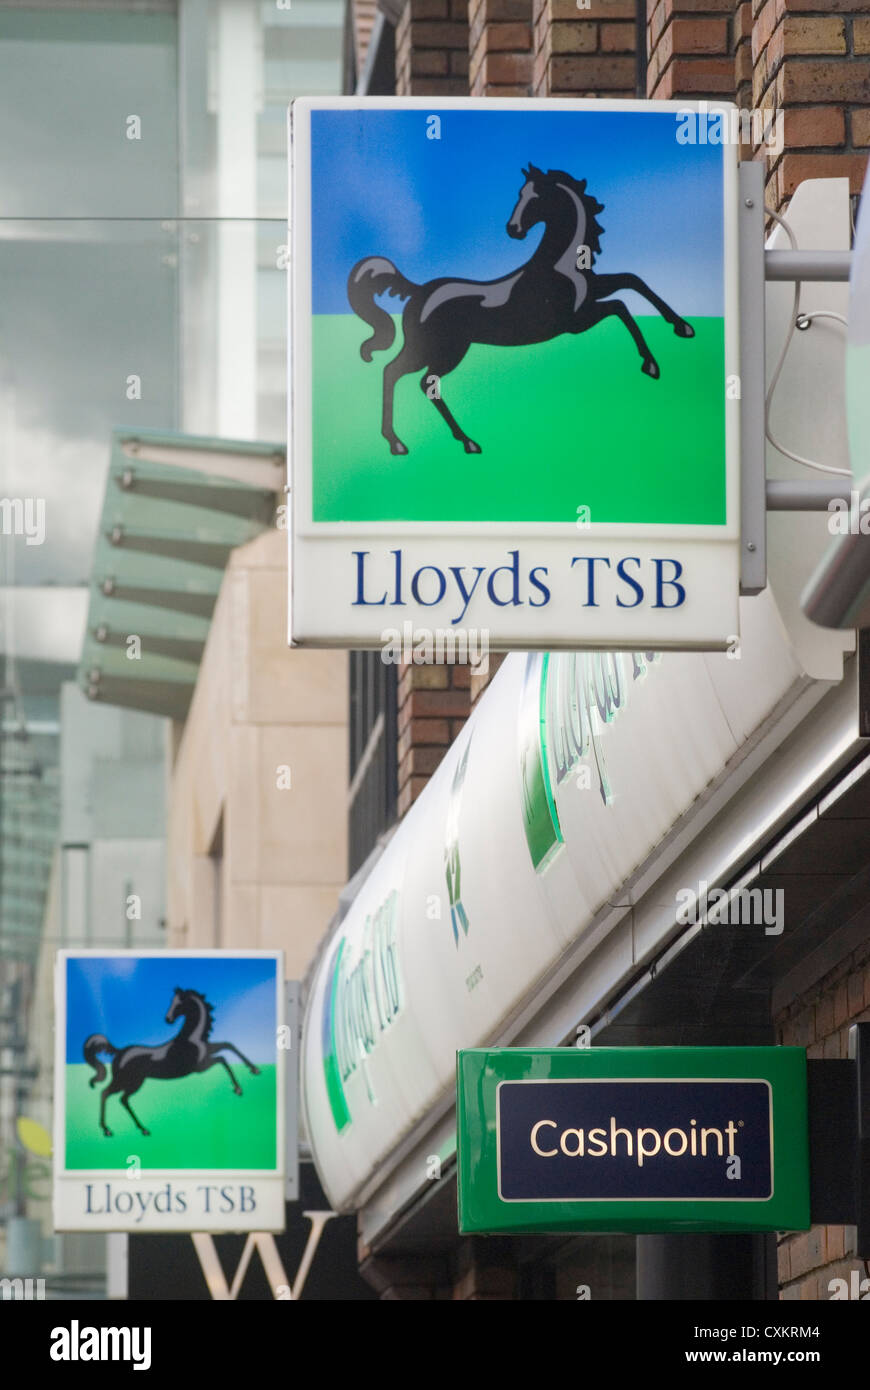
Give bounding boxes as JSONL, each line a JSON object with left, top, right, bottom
{"left": 348, "top": 163, "right": 694, "bottom": 456}
{"left": 83, "top": 987, "right": 260, "bottom": 1137}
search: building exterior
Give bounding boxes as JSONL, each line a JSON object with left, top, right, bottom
{"left": 293, "top": 0, "right": 870, "bottom": 1301}
{"left": 3, "top": 0, "right": 870, "bottom": 1307}
{"left": 0, "top": 0, "right": 346, "bottom": 1294}
{"left": 166, "top": 526, "right": 348, "bottom": 979}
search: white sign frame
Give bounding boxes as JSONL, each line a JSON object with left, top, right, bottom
{"left": 53, "top": 950, "right": 285, "bottom": 1233}
{"left": 289, "top": 96, "right": 741, "bottom": 651}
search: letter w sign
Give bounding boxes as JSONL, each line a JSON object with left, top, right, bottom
{"left": 191, "top": 1211, "right": 336, "bottom": 1300}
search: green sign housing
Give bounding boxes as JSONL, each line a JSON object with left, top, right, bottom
{"left": 457, "top": 1047, "right": 810, "bottom": 1235}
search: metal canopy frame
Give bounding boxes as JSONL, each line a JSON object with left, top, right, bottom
{"left": 78, "top": 429, "right": 283, "bottom": 721}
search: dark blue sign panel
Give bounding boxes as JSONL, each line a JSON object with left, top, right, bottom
{"left": 498, "top": 1079, "right": 772, "bottom": 1202}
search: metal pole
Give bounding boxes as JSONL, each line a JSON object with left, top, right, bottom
{"left": 739, "top": 163, "right": 767, "bottom": 595}
{"left": 848, "top": 1023, "right": 870, "bottom": 1258}
{"left": 765, "top": 249, "right": 852, "bottom": 281}
{"left": 803, "top": 525, "right": 870, "bottom": 630}
{"left": 637, "top": 1232, "right": 775, "bottom": 1301}
{"left": 767, "top": 480, "right": 851, "bottom": 510}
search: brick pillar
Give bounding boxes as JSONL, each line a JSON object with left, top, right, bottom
{"left": 395, "top": 0, "right": 470, "bottom": 96}
{"left": 470, "top": 652, "right": 506, "bottom": 704}
{"left": 397, "top": 663, "right": 472, "bottom": 815}
{"left": 533, "top": 0, "right": 637, "bottom": 99}
{"left": 646, "top": 0, "right": 733, "bottom": 100}
{"left": 735, "top": 0, "right": 753, "bottom": 113}
{"left": 751, "top": 2, "right": 868, "bottom": 212}
{"left": 469, "top": 0, "right": 534, "bottom": 96}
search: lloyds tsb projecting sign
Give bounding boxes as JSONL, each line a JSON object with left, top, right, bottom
{"left": 53, "top": 951, "right": 286, "bottom": 1233}
{"left": 457, "top": 1048, "right": 810, "bottom": 1234}
{"left": 289, "top": 97, "right": 740, "bottom": 651}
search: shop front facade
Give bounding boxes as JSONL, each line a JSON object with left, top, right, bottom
{"left": 300, "top": 21, "right": 868, "bottom": 1289}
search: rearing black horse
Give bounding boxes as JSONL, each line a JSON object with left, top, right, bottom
{"left": 348, "top": 163, "right": 694, "bottom": 456}
{"left": 83, "top": 987, "right": 261, "bottom": 1137}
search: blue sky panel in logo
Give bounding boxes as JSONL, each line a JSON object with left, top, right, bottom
{"left": 497, "top": 1079, "right": 772, "bottom": 1202}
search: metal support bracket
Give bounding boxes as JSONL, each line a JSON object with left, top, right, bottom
{"left": 285, "top": 980, "right": 300, "bottom": 1203}
{"left": 808, "top": 1024, "right": 870, "bottom": 1255}
{"left": 766, "top": 480, "right": 850, "bottom": 511}
{"left": 765, "top": 250, "right": 852, "bottom": 282}
{"left": 739, "top": 173, "right": 853, "bottom": 596}
{"left": 739, "top": 162, "right": 767, "bottom": 596}
{"left": 849, "top": 1022, "right": 870, "bottom": 1257}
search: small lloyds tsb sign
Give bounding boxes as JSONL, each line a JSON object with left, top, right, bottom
{"left": 456, "top": 1048, "right": 810, "bottom": 1234}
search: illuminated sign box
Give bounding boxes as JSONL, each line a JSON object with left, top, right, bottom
{"left": 54, "top": 950, "right": 286, "bottom": 1233}
{"left": 289, "top": 97, "right": 740, "bottom": 653}
{"left": 457, "top": 1047, "right": 810, "bottom": 1234}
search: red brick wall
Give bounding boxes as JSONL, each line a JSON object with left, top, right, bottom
{"left": 394, "top": 654, "right": 505, "bottom": 811}
{"left": 751, "top": 1, "right": 869, "bottom": 210}
{"left": 469, "top": 0, "right": 534, "bottom": 96}
{"left": 776, "top": 940, "right": 870, "bottom": 1299}
{"left": 646, "top": 0, "right": 734, "bottom": 100}
{"left": 396, "top": 0, "right": 471, "bottom": 96}
{"left": 735, "top": 0, "right": 753, "bottom": 110}
{"left": 470, "top": 653, "right": 506, "bottom": 705}
{"left": 396, "top": 663, "right": 472, "bottom": 814}
{"left": 534, "top": 0, "right": 637, "bottom": 97}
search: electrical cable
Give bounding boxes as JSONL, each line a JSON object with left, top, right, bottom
{"left": 796, "top": 310, "right": 849, "bottom": 331}
{"left": 764, "top": 206, "right": 851, "bottom": 477}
